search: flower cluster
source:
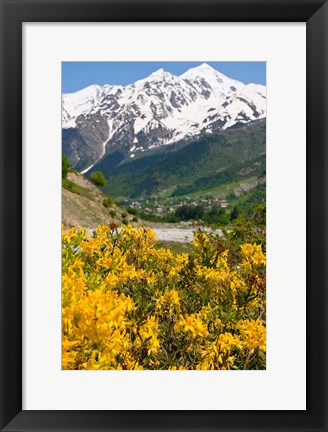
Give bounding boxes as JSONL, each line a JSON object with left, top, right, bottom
{"left": 62, "top": 225, "right": 266, "bottom": 370}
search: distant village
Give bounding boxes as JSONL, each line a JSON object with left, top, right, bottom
{"left": 122, "top": 195, "right": 228, "bottom": 217}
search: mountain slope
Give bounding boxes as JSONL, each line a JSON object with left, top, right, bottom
{"left": 62, "top": 172, "right": 132, "bottom": 228}
{"left": 62, "top": 64, "right": 266, "bottom": 172}
{"left": 92, "top": 120, "right": 265, "bottom": 198}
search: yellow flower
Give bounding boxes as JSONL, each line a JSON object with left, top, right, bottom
{"left": 62, "top": 224, "right": 266, "bottom": 370}
{"left": 157, "top": 289, "right": 180, "bottom": 312}
{"left": 177, "top": 314, "right": 208, "bottom": 338}
{"left": 241, "top": 243, "right": 266, "bottom": 267}
{"left": 137, "top": 316, "right": 160, "bottom": 356}
{"left": 238, "top": 319, "right": 266, "bottom": 351}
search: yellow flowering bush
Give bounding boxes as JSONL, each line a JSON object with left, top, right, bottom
{"left": 62, "top": 224, "right": 266, "bottom": 370}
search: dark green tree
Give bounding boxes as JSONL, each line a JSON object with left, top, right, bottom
{"left": 62, "top": 154, "right": 70, "bottom": 179}
{"left": 90, "top": 171, "right": 106, "bottom": 187}
{"left": 175, "top": 204, "right": 205, "bottom": 221}
{"left": 127, "top": 207, "right": 137, "bottom": 216}
{"left": 230, "top": 205, "right": 239, "bottom": 221}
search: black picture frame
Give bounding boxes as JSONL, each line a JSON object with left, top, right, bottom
{"left": 0, "top": 0, "right": 327, "bottom": 431}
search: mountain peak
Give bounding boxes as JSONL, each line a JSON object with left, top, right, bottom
{"left": 149, "top": 68, "right": 171, "bottom": 79}
{"left": 193, "top": 63, "right": 217, "bottom": 72}
{"left": 179, "top": 63, "right": 245, "bottom": 94}
{"left": 152, "top": 67, "right": 165, "bottom": 74}
{"left": 134, "top": 68, "right": 174, "bottom": 86}
{"left": 65, "top": 84, "right": 102, "bottom": 97}
{"left": 180, "top": 63, "right": 226, "bottom": 80}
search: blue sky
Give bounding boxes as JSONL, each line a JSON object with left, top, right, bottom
{"left": 62, "top": 62, "right": 266, "bottom": 93}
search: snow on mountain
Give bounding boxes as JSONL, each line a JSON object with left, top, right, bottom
{"left": 62, "top": 63, "right": 266, "bottom": 172}
{"left": 62, "top": 84, "right": 105, "bottom": 128}
{"left": 180, "top": 63, "right": 242, "bottom": 94}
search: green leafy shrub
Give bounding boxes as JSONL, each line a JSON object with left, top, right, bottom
{"left": 103, "top": 196, "right": 113, "bottom": 208}
{"left": 90, "top": 171, "right": 106, "bottom": 187}
{"left": 62, "top": 225, "right": 266, "bottom": 370}
{"left": 62, "top": 154, "right": 70, "bottom": 179}
{"left": 127, "top": 207, "right": 137, "bottom": 216}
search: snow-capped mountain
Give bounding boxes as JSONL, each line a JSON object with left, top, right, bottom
{"left": 62, "top": 63, "right": 266, "bottom": 172}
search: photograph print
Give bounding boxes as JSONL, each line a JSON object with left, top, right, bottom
{"left": 62, "top": 61, "right": 266, "bottom": 370}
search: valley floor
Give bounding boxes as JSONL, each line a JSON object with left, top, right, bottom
{"left": 148, "top": 222, "right": 223, "bottom": 243}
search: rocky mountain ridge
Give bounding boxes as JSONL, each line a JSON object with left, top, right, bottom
{"left": 62, "top": 63, "right": 266, "bottom": 172}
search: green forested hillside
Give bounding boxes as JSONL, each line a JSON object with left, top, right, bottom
{"left": 89, "top": 120, "right": 265, "bottom": 198}
{"left": 171, "top": 154, "right": 265, "bottom": 197}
